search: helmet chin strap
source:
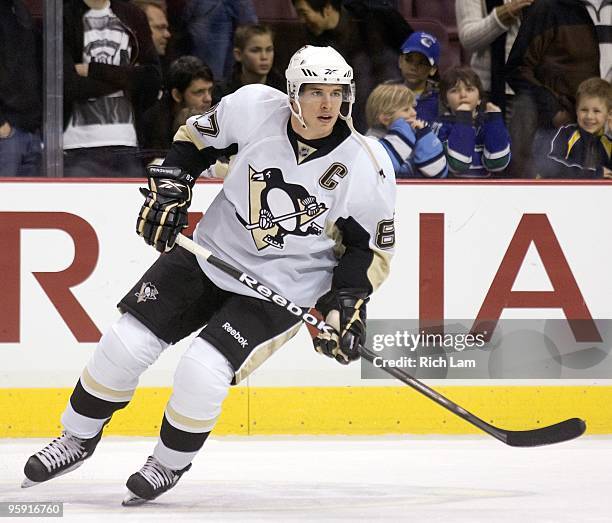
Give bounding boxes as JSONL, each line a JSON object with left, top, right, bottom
{"left": 289, "top": 96, "right": 308, "bottom": 129}
{"left": 344, "top": 113, "right": 385, "bottom": 182}
{"left": 288, "top": 95, "right": 383, "bottom": 180}
{"left": 338, "top": 102, "right": 353, "bottom": 122}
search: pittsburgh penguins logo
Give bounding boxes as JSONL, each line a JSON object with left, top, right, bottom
{"left": 135, "top": 282, "right": 159, "bottom": 303}
{"left": 237, "top": 166, "right": 328, "bottom": 250}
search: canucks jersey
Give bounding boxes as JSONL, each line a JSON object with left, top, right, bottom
{"left": 167, "top": 84, "right": 396, "bottom": 307}
{"left": 432, "top": 110, "right": 511, "bottom": 178}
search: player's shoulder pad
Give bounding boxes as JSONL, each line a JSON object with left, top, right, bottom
{"left": 224, "top": 84, "right": 288, "bottom": 111}
{"left": 182, "top": 84, "right": 287, "bottom": 147}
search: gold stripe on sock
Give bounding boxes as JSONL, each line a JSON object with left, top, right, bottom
{"left": 81, "top": 368, "right": 135, "bottom": 402}
{"left": 165, "top": 404, "right": 218, "bottom": 432}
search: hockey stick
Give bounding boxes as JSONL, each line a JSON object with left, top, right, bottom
{"left": 245, "top": 204, "right": 327, "bottom": 230}
{"left": 175, "top": 234, "right": 586, "bottom": 447}
{"left": 358, "top": 345, "right": 585, "bottom": 447}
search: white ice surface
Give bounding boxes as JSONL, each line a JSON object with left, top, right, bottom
{"left": 1, "top": 436, "right": 611, "bottom": 522}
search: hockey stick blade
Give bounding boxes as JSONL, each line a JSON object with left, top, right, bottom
{"left": 175, "top": 234, "right": 587, "bottom": 447}
{"left": 359, "top": 345, "right": 586, "bottom": 447}
{"left": 501, "top": 418, "right": 586, "bottom": 447}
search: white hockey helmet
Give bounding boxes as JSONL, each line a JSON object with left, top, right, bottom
{"left": 285, "top": 45, "right": 355, "bottom": 126}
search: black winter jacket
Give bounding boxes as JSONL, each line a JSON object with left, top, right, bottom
{"left": 0, "top": 0, "right": 41, "bottom": 132}
{"left": 63, "top": 0, "right": 161, "bottom": 144}
{"left": 505, "top": 0, "right": 600, "bottom": 127}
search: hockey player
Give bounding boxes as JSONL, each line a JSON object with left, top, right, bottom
{"left": 21, "top": 46, "right": 396, "bottom": 505}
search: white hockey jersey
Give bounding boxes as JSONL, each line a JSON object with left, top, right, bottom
{"left": 171, "top": 84, "right": 396, "bottom": 307}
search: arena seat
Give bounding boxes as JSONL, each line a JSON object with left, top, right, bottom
{"left": 396, "top": 0, "right": 413, "bottom": 20}
{"left": 253, "top": 0, "right": 297, "bottom": 20}
{"left": 399, "top": 0, "right": 465, "bottom": 68}
{"left": 412, "top": 0, "right": 457, "bottom": 36}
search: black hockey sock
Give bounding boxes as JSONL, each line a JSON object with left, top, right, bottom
{"left": 160, "top": 414, "right": 211, "bottom": 453}
{"left": 70, "top": 379, "right": 129, "bottom": 419}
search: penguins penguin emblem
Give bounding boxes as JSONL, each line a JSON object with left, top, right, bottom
{"left": 238, "top": 166, "right": 328, "bottom": 250}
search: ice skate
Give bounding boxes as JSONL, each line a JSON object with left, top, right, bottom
{"left": 22, "top": 430, "right": 103, "bottom": 488}
{"left": 122, "top": 456, "right": 191, "bottom": 506}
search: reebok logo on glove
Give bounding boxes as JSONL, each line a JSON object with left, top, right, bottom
{"left": 158, "top": 180, "right": 183, "bottom": 191}
{"left": 222, "top": 322, "right": 249, "bottom": 348}
{"left": 137, "top": 165, "right": 193, "bottom": 253}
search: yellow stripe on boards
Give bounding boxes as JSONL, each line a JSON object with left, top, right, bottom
{"left": 1, "top": 386, "right": 610, "bottom": 437}
{"left": 0, "top": 388, "right": 248, "bottom": 438}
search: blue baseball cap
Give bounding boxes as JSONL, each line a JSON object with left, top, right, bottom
{"left": 400, "top": 32, "right": 440, "bottom": 66}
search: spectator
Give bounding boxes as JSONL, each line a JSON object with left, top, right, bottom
{"left": 505, "top": 0, "right": 604, "bottom": 177}
{"left": 398, "top": 32, "right": 440, "bottom": 124}
{"left": 456, "top": 0, "right": 534, "bottom": 118}
{"left": 133, "top": 1, "right": 172, "bottom": 58}
{"left": 170, "top": 56, "right": 229, "bottom": 179}
{"left": 0, "top": 0, "right": 42, "bottom": 177}
{"left": 133, "top": 0, "right": 172, "bottom": 137}
{"left": 366, "top": 83, "right": 447, "bottom": 178}
{"left": 220, "top": 24, "right": 285, "bottom": 97}
{"left": 140, "top": 55, "right": 213, "bottom": 156}
{"left": 183, "top": 0, "right": 257, "bottom": 84}
{"left": 291, "top": 0, "right": 412, "bottom": 132}
{"left": 540, "top": 78, "right": 612, "bottom": 179}
{"left": 141, "top": 56, "right": 228, "bottom": 177}
{"left": 62, "top": 0, "right": 161, "bottom": 178}
{"left": 147, "top": 0, "right": 191, "bottom": 63}
{"left": 432, "top": 66, "right": 511, "bottom": 178}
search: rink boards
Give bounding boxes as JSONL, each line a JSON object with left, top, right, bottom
{"left": 1, "top": 179, "right": 612, "bottom": 436}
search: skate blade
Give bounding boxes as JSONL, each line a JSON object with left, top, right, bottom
{"left": 21, "top": 460, "right": 85, "bottom": 489}
{"left": 122, "top": 490, "right": 148, "bottom": 507}
{"left": 21, "top": 477, "right": 41, "bottom": 489}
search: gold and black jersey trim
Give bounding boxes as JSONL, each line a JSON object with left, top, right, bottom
{"left": 330, "top": 216, "right": 391, "bottom": 294}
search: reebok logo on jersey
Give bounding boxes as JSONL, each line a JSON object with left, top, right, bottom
{"left": 222, "top": 322, "right": 249, "bottom": 348}
{"left": 135, "top": 282, "right": 159, "bottom": 303}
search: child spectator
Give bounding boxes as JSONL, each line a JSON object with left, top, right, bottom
{"left": 433, "top": 66, "right": 511, "bottom": 178}
{"left": 366, "top": 83, "right": 447, "bottom": 178}
{"left": 220, "top": 24, "right": 285, "bottom": 96}
{"left": 541, "top": 77, "right": 612, "bottom": 179}
{"left": 398, "top": 32, "right": 441, "bottom": 124}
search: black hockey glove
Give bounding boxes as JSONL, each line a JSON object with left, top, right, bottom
{"left": 137, "top": 165, "right": 195, "bottom": 253}
{"left": 313, "top": 288, "right": 369, "bottom": 365}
